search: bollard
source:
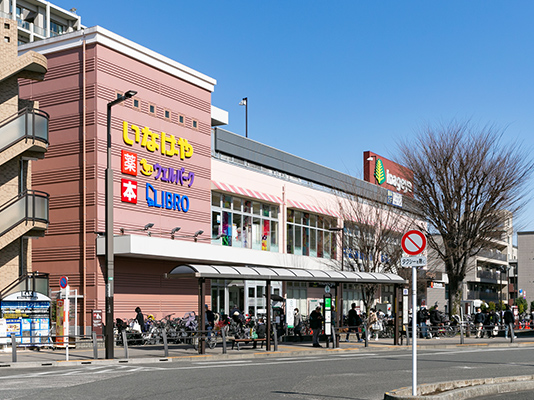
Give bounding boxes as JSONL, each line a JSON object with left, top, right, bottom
{"left": 364, "top": 323, "right": 369, "bottom": 347}
{"left": 92, "top": 331, "right": 99, "bottom": 360}
{"left": 273, "top": 327, "right": 278, "bottom": 352}
{"left": 221, "top": 328, "right": 227, "bottom": 354}
{"left": 162, "top": 329, "right": 169, "bottom": 357}
{"left": 510, "top": 323, "right": 515, "bottom": 343}
{"left": 11, "top": 333, "right": 17, "bottom": 363}
{"left": 122, "top": 331, "right": 129, "bottom": 359}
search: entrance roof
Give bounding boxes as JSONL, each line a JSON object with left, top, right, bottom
{"left": 169, "top": 264, "right": 406, "bottom": 284}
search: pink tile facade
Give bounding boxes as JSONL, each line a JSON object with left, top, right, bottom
{"left": 20, "top": 34, "right": 213, "bottom": 330}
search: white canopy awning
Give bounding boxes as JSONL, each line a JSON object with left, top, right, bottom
{"left": 169, "top": 264, "right": 406, "bottom": 284}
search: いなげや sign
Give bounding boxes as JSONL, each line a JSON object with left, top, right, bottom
{"left": 401, "top": 230, "right": 426, "bottom": 256}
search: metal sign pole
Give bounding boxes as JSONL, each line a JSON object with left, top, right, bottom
{"left": 412, "top": 265, "right": 417, "bottom": 396}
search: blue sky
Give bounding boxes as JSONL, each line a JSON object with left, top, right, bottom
{"left": 55, "top": 1, "right": 534, "bottom": 232}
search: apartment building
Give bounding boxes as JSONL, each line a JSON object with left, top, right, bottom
{"left": 0, "top": 17, "right": 49, "bottom": 291}
{"left": 0, "top": 0, "right": 82, "bottom": 44}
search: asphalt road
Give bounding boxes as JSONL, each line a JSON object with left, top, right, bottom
{"left": 0, "top": 346, "right": 533, "bottom": 399}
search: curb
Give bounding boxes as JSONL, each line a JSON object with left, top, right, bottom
{"left": 384, "top": 375, "right": 534, "bottom": 399}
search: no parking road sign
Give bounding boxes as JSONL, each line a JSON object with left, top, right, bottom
{"left": 401, "top": 230, "right": 426, "bottom": 256}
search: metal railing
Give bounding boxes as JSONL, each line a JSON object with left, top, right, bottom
{"left": 467, "top": 290, "right": 499, "bottom": 301}
{"left": 0, "top": 108, "right": 49, "bottom": 153}
{"left": 0, "top": 190, "right": 49, "bottom": 237}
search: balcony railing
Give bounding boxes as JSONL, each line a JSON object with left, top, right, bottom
{"left": 0, "top": 190, "right": 49, "bottom": 237}
{"left": 477, "top": 270, "right": 500, "bottom": 281}
{"left": 0, "top": 108, "right": 49, "bottom": 153}
{"left": 467, "top": 290, "right": 499, "bottom": 301}
{"left": 478, "top": 249, "right": 508, "bottom": 262}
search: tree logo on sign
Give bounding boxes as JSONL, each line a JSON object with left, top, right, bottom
{"left": 374, "top": 159, "right": 386, "bottom": 185}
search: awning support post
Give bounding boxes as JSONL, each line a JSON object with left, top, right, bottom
{"left": 198, "top": 278, "right": 206, "bottom": 355}
{"left": 266, "top": 279, "right": 271, "bottom": 351}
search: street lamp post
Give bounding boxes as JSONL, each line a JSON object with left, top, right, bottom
{"left": 239, "top": 97, "right": 248, "bottom": 138}
{"left": 105, "top": 90, "right": 137, "bottom": 359}
{"left": 367, "top": 155, "right": 377, "bottom": 184}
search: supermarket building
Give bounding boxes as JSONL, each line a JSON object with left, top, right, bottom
{"left": 13, "top": 26, "right": 410, "bottom": 334}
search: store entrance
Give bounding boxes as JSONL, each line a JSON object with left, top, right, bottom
{"left": 228, "top": 282, "right": 244, "bottom": 314}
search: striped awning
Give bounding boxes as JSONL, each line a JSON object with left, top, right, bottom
{"left": 286, "top": 199, "right": 340, "bottom": 218}
{"left": 212, "top": 181, "right": 282, "bottom": 204}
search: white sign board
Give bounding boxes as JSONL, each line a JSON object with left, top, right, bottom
{"left": 401, "top": 256, "right": 427, "bottom": 267}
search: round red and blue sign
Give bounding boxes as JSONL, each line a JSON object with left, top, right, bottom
{"left": 59, "top": 276, "right": 68, "bottom": 289}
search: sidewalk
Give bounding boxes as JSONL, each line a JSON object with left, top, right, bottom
{"left": 1, "top": 333, "right": 533, "bottom": 368}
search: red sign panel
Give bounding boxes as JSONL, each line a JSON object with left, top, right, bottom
{"left": 121, "top": 179, "right": 138, "bottom": 204}
{"left": 363, "top": 151, "right": 414, "bottom": 197}
{"left": 401, "top": 230, "right": 426, "bottom": 256}
{"left": 121, "top": 150, "right": 138, "bottom": 176}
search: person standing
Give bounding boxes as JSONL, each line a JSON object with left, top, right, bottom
{"left": 417, "top": 306, "right": 430, "bottom": 339}
{"left": 135, "top": 307, "right": 145, "bottom": 332}
{"left": 346, "top": 303, "right": 363, "bottom": 342}
{"left": 310, "top": 306, "right": 324, "bottom": 347}
{"left": 368, "top": 308, "right": 379, "bottom": 341}
{"left": 293, "top": 308, "right": 303, "bottom": 342}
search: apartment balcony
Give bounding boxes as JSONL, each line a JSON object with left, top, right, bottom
{"left": 0, "top": 190, "right": 49, "bottom": 250}
{"left": 476, "top": 269, "right": 500, "bottom": 281}
{"left": 467, "top": 290, "right": 499, "bottom": 302}
{"left": 477, "top": 248, "right": 508, "bottom": 262}
{"left": 0, "top": 108, "right": 49, "bottom": 167}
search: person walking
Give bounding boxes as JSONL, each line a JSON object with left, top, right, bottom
{"left": 346, "top": 303, "right": 363, "bottom": 342}
{"left": 474, "top": 308, "right": 485, "bottom": 338}
{"left": 503, "top": 305, "right": 516, "bottom": 339}
{"left": 310, "top": 306, "right": 324, "bottom": 347}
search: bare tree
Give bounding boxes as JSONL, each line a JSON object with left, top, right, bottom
{"left": 397, "top": 121, "right": 534, "bottom": 315}
{"left": 334, "top": 194, "right": 415, "bottom": 316}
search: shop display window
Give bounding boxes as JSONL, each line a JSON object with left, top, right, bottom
{"left": 211, "top": 193, "right": 279, "bottom": 252}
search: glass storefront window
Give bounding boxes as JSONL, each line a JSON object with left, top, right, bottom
{"left": 244, "top": 200, "right": 252, "bottom": 214}
{"left": 253, "top": 202, "right": 261, "bottom": 215}
{"left": 310, "top": 229, "right": 317, "bottom": 257}
{"left": 286, "top": 209, "right": 334, "bottom": 259}
{"left": 212, "top": 193, "right": 279, "bottom": 253}
{"left": 233, "top": 213, "right": 243, "bottom": 247}
{"left": 271, "top": 221, "right": 279, "bottom": 252}
{"left": 287, "top": 224, "right": 294, "bottom": 253}
{"left": 223, "top": 195, "right": 232, "bottom": 209}
{"left": 212, "top": 192, "right": 221, "bottom": 207}
{"left": 233, "top": 197, "right": 242, "bottom": 212}
{"left": 222, "top": 211, "right": 232, "bottom": 246}
{"left": 243, "top": 215, "right": 252, "bottom": 248}
{"left": 252, "top": 217, "right": 261, "bottom": 250}
{"left": 262, "top": 220, "right": 270, "bottom": 251}
{"left": 302, "top": 226, "right": 310, "bottom": 256}
{"left": 287, "top": 209, "right": 294, "bottom": 223}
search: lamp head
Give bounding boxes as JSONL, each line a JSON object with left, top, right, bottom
{"left": 144, "top": 223, "right": 154, "bottom": 230}
{"left": 124, "top": 90, "right": 137, "bottom": 99}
